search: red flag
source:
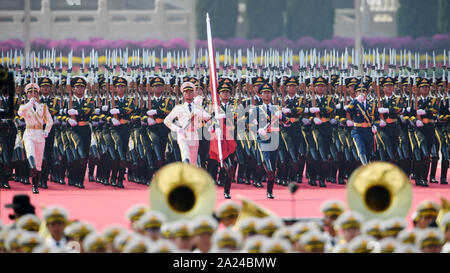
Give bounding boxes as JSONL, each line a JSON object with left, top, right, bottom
{"left": 209, "top": 119, "right": 237, "bottom": 161}
{"left": 206, "top": 13, "right": 236, "bottom": 163}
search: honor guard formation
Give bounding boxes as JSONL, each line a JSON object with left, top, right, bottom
{"left": 1, "top": 194, "right": 449, "bottom": 253}
{"left": 0, "top": 48, "right": 449, "bottom": 200}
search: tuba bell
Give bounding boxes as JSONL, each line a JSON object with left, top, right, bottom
{"left": 232, "top": 195, "right": 277, "bottom": 231}
{"left": 346, "top": 162, "right": 413, "bottom": 220}
{"left": 149, "top": 162, "right": 216, "bottom": 222}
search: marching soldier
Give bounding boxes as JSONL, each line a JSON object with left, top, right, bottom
{"left": 164, "top": 82, "right": 212, "bottom": 165}
{"left": 308, "top": 76, "right": 336, "bottom": 187}
{"left": 247, "top": 76, "right": 266, "bottom": 188}
{"left": 66, "top": 76, "right": 94, "bottom": 189}
{"left": 377, "top": 76, "right": 405, "bottom": 166}
{"left": 281, "top": 76, "right": 308, "bottom": 184}
{"left": 253, "top": 83, "right": 287, "bottom": 198}
{"left": 38, "top": 76, "right": 60, "bottom": 189}
{"left": 0, "top": 78, "right": 18, "bottom": 189}
{"left": 146, "top": 76, "right": 175, "bottom": 169}
{"left": 345, "top": 82, "right": 380, "bottom": 166}
{"left": 108, "top": 76, "right": 136, "bottom": 188}
{"left": 409, "top": 78, "right": 439, "bottom": 187}
{"left": 18, "top": 83, "right": 53, "bottom": 194}
{"left": 432, "top": 78, "right": 449, "bottom": 185}
{"left": 208, "top": 82, "right": 236, "bottom": 199}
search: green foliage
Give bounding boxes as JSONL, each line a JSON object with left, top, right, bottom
{"left": 397, "top": 0, "right": 439, "bottom": 37}
{"left": 286, "top": 0, "right": 334, "bottom": 41}
{"left": 437, "top": 0, "right": 450, "bottom": 34}
{"left": 196, "top": 0, "right": 239, "bottom": 40}
{"left": 246, "top": 0, "right": 285, "bottom": 40}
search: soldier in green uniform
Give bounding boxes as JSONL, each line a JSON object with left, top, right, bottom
{"left": 397, "top": 77, "right": 413, "bottom": 178}
{"left": 38, "top": 76, "right": 60, "bottom": 189}
{"left": 0, "top": 74, "right": 19, "bottom": 189}
{"left": 108, "top": 76, "right": 136, "bottom": 188}
{"left": 409, "top": 78, "right": 440, "bottom": 187}
{"left": 146, "top": 76, "right": 175, "bottom": 169}
{"left": 281, "top": 76, "right": 308, "bottom": 184}
{"left": 66, "top": 76, "right": 95, "bottom": 189}
{"left": 377, "top": 76, "right": 406, "bottom": 167}
{"left": 308, "top": 76, "right": 336, "bottom": 187}
{"left": 431, "top": 78, "right": 448, "bottom": 185}
{"left": 12, "top": 78, "right": 30, "bottom": 186}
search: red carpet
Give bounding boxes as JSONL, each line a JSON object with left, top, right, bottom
{"left": 1, "top": 173, "right": 449, "bottom": 231}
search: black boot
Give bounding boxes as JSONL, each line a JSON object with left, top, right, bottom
{"left": 441, "top": 159, "right": 448, "bottom": 185}
{"left": 429, "top": 156, "right": 439, "bottom": 183}
{"left": 31, "top": 168, "right": 39, "bottom": 194}
{"left": 266, "top": 171, "right": 275, "bottom": 199}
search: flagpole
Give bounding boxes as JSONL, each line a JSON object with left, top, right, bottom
{"left": 206, "top": 13, "right": 223, "bottom": 167}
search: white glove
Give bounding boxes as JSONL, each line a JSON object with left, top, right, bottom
{"left": 43, "top": 131, "right": 49, "bottom": 138}
{"left": 330, "top": 119, "right": 337, "bottom": 125}
{"left": 94, "top": 108, "right": 100, "bottom": 115}
{"left": 417, "top": 109, "right": 426, "bottom": 116}
{"left": 17, "top": 120, "right": 26, "bottom": 127}
{"left": 141, "top": 121, "right": 147, "bottom": 126}
{"left": 177, "top": 127, "right": 184, "bottom": 134}
{"left": 378, "top": 108, "right": 389, "bottom": 114}
{"left": 252, "top": 119, "right": 258, "bottom": 125}
{"left": 357, "top": 95, "right": 365, "bottom": 103}
{"left": 313, "top": 117, "right": 322, "bottom": 125}
{"left": 406, "top": 107, "right": 411, "bottom": 113}
{"left": 215, "top": 113, "right": 226, "bottom": 120}
{"left": 215, "top": 127, "right": 222, "bottom": 138}
{"left": 344, "top": 105, "right": 349, "bottom": 111}
{"left": 91, "top": 121, "right": 99, "bottom": 126}
{"left": 194, "top": 96, "right": 203, "bottom": 105}
{"left": 68, "top": 109, "right": 79, "bottom": 116}
{"left": 448, "top": 107, "right": 450, "bottom": 112}
{"left": 28, "top": 98, "right": 36, "bottom": 107}
{"left": 304, "top": 107, "right": 309, "bottom": 114}
{"left": 53, "top": 116, "right": 61, "bottom": 125}
{"left": 147, "top": 109, "right": 157, "bottom": 116}
{"left": 282, "top": 108, "right": 291, "bottom": 114}
{"left": 147, "top": 117, "right": 156, "bottom": 126}
{"left": 399, "top": 115, "right": 406, "bottom": 124}
{"left": 102, "top": 105, "right": 109, "bottom": 112}
{"left": 336, "top": 104, "right": 342, "bottom": 110}
{"left": 59, "top": 109, "right": 67, "bottom": 115}
{"left": 346, "top": 120, "right": 354, "bottom": 127}
{"left": 68, "top": 118, "right": 78, "bottom": 127}
{"left": 372, "top": 125, "right": 377, "bottom": 134}
{"left": 379, "top": 120, "right": 387, "bottom": 127}
{"left": 310, "top": 107, "right": 320, "bottom": 114}
{"left": 258, "top": 128, "right": 267, "bottom": 137}
{"left": 301, "top": 118, "right": 311, "bottom": 125}
{"left": 416, "top": 120, "right": 424, "bottom": 127}
{"left": 274, "top": 111, "right": 282, "bottom": 119}
{"left": 110, "top": 108, "right": 120, "bottom": 115}
{"left": 111, "top": 118, "right": 120, "bottom": 126}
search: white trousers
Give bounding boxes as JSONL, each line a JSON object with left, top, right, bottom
{"left": 177, "top": 139, "right": 199, "bottom": 166}
{"left": 23, "top": 129, "right": 46, "bottom": 171}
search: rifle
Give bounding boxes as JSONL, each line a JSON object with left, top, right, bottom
{"left": 67, "top": 51, "right": 74, "bottom": 114}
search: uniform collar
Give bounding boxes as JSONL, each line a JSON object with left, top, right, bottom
{"left": 286, "top": 94, "right": 298, "bottom": 100}
{"left": 315, "top": 94, "right": 324, "bottom": 100}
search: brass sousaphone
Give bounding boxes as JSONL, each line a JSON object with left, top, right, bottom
{"left": 149, "top": 162, "right": 216, "bottom": 222}
{"left": 347, "top": 162, "right": 413, "bottom": 220}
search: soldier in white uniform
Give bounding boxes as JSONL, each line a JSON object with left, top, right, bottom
{"left": 164, "top": 82, "right": 214, "bottom": 166}
{"left": 18, "top": 83, "right": 53, "bottom": 194}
